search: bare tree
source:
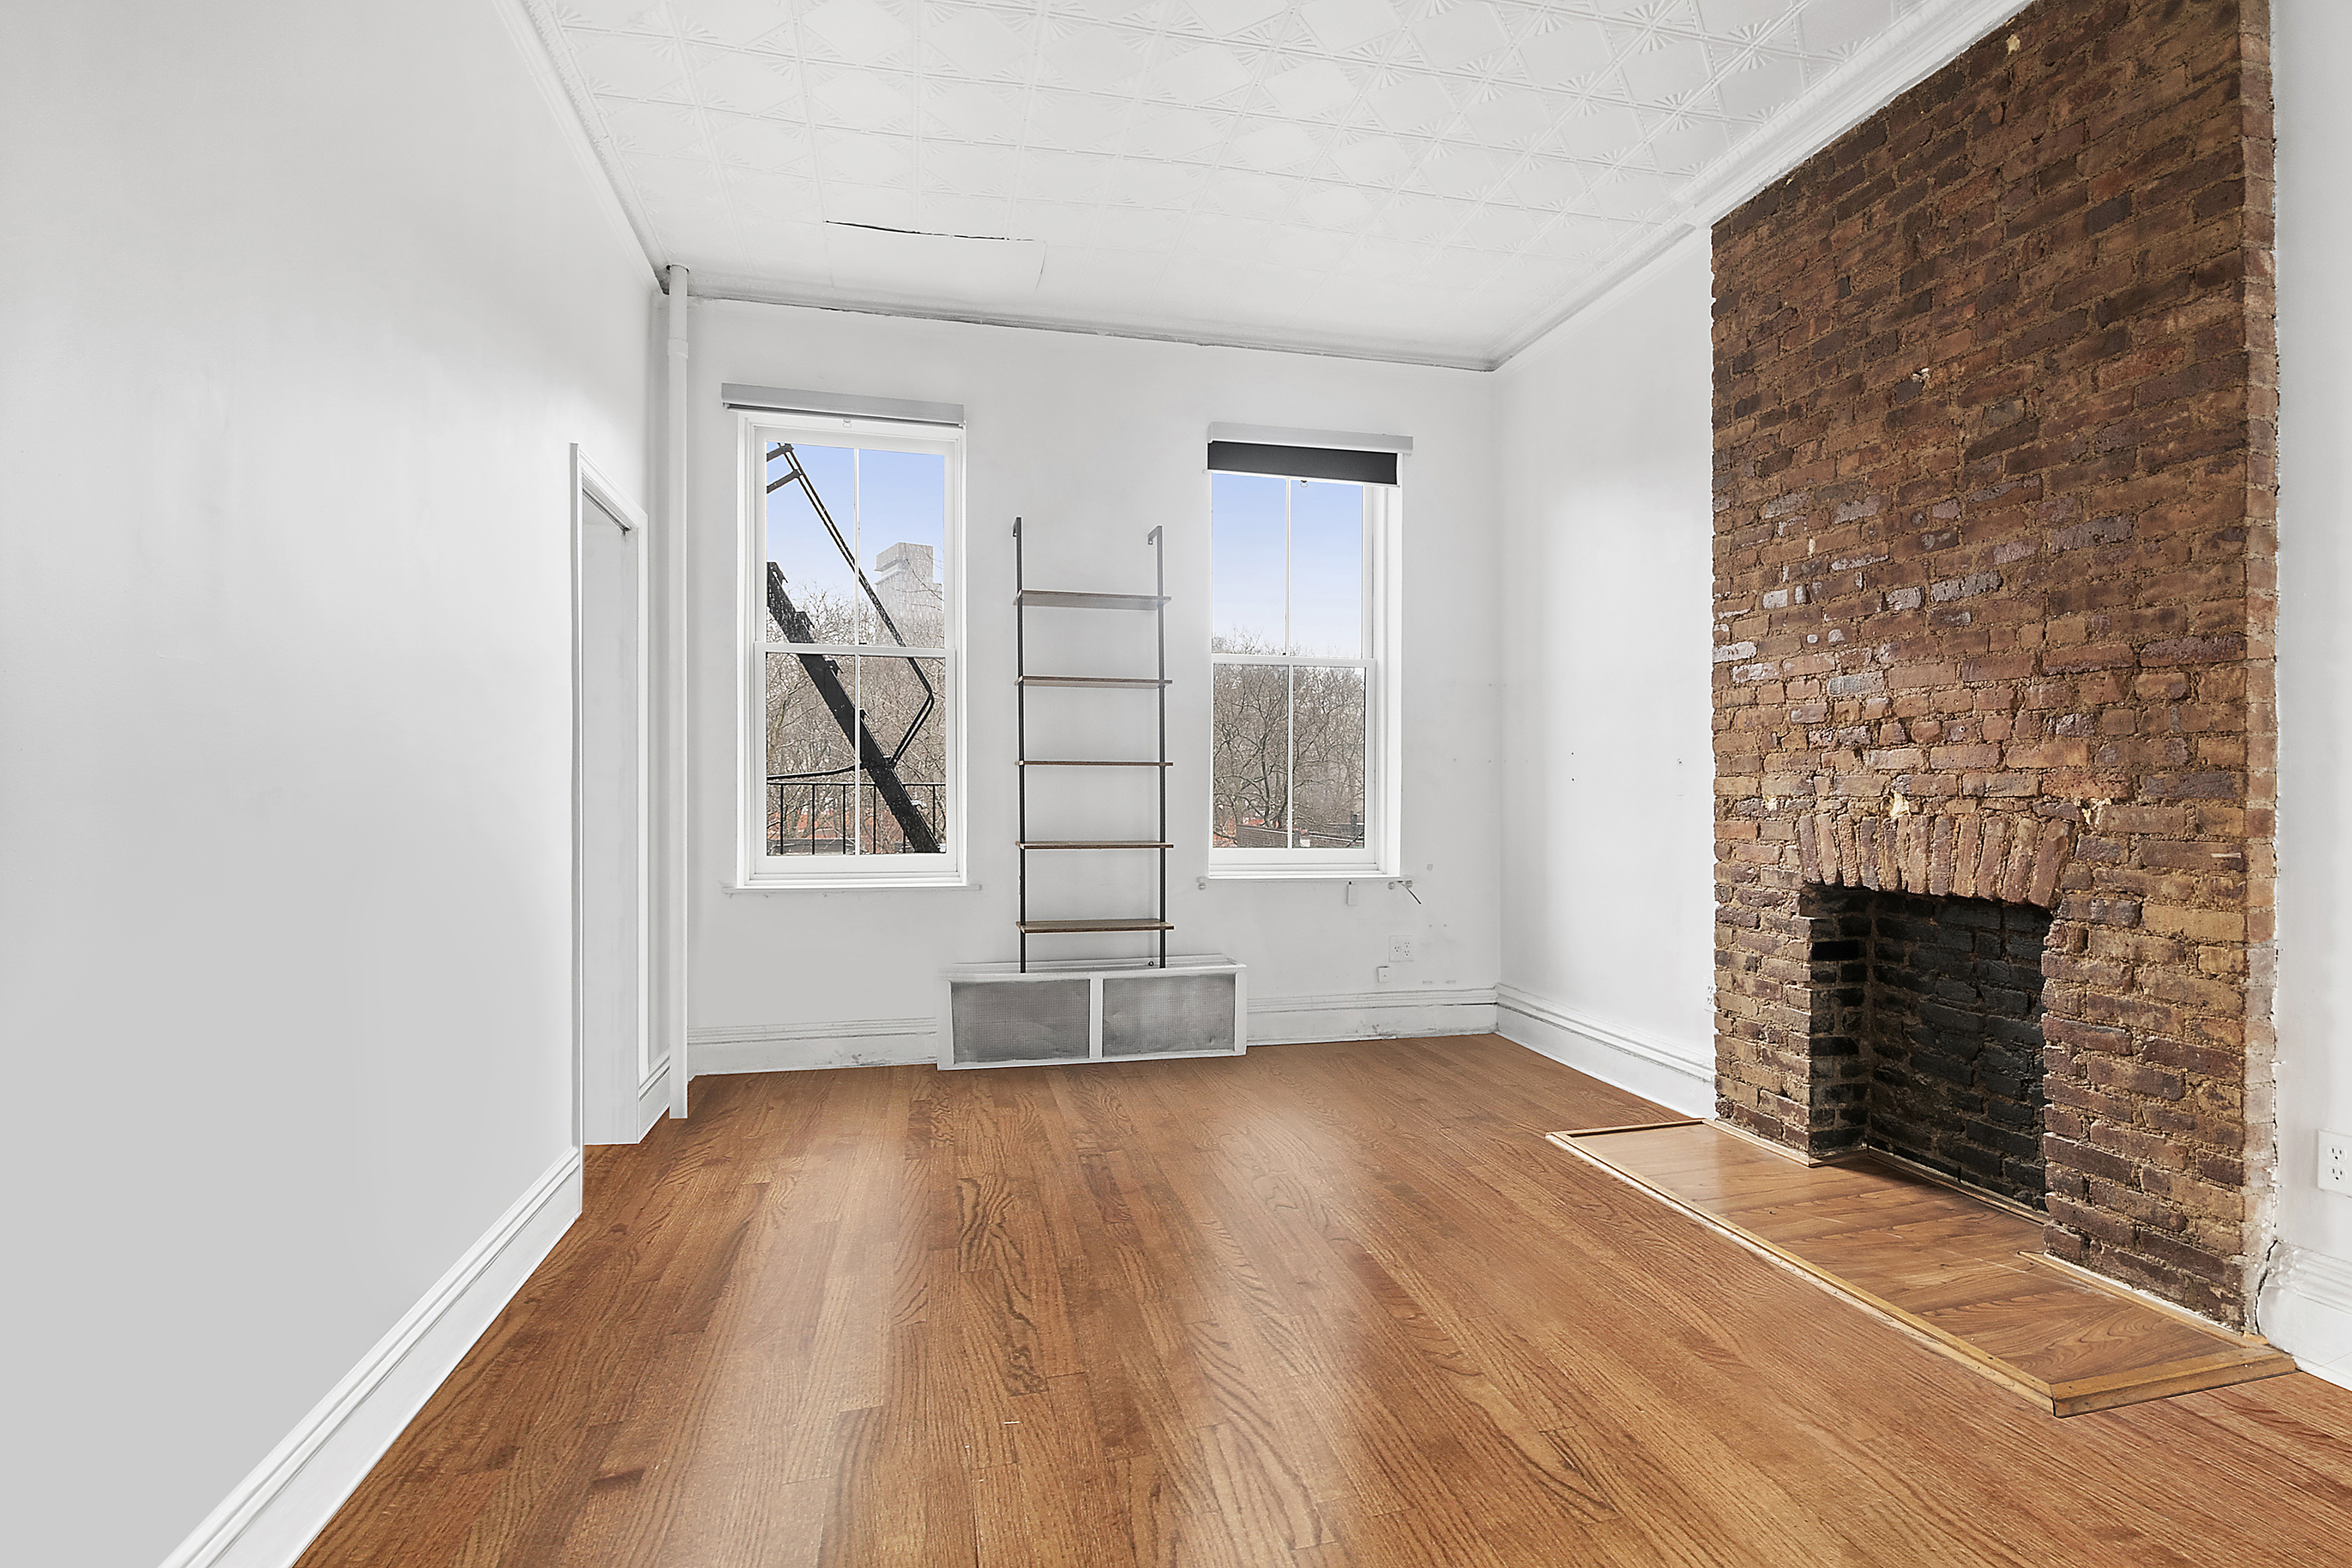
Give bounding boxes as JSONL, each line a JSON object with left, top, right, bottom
{"left": 1212, "top": 633, "right": 1365, "bottom": 849}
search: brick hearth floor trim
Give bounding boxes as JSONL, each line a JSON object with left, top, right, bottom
{"left": 1545, "top": 1122, "right": 2295, "bottom": 1417}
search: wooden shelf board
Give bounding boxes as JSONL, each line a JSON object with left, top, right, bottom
{"left": 1544, "top": 1121, "right": 2297, "bottom": 1418}
{"left": 1017, "top": 589, "right": 1167, "bottom": 610}
{"left": 1018, "top": 675, "right": 1170, "bottom": 688}
{"left": 1018, "top": 840, "right": 1174, "bottom": 849}
{"left": 1019, "top": 918, "right": 1175, "bottom": 934}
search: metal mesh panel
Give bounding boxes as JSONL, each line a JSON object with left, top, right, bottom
{"left": 1101, "top": 972, "right": 1236, "bottom": 1058}
{"left": 950, "top": 979, "right": 1090, "bottom": 1065}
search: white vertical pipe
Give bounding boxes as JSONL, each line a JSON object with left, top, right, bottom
{"left": 662, "top": 265, "right": 692, "bottom": 1120}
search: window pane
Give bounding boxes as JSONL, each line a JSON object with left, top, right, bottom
{"left": 1211, "top": 472, "right": 1285, "bottom": 654}
{"left": 765, "top": 441, "right": 859, "bottom": 643}
{"left": 1212, "top": 662, "right": 1290, "bottom": 848}
{"left": 1289, "top": 479, "right": 1363, "bottom": 657}
{"left": 857, "top": 449, "right": 947, "bottom": 648}
{"left": 765, "top": 650, "right": 856, "bottom": 855}
{"left": 1291, "top": 665, "right": 1367, "bottom": 849}
{"left": 855, "top": 654, "right": 948, "bottom": 855}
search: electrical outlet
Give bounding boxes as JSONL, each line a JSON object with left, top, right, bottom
{"left": 2320, "top": 1131, "right": 2352, "bottom": 1195}
{"left": 1388, "top": 934, "right": 1414, "bottom": 962}
{"left": 1376, "top": 964, "right": 1392, "bottom": 984}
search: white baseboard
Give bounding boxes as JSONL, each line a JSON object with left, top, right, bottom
{"left": 2259, "top": 1242, "right": 2352, "bottom": 1390}
{"left": 690, "top": 1016, "right": 936, "bottom": 1074}
{"left": 1493, "top": 983, "right": 1715, "bottom": 1118}
{"left": 159, "top": 1149, "right": 585, "bottom": 1568}
{"left": 1248, "top": 986, "right": 1497, "bottom": 1045}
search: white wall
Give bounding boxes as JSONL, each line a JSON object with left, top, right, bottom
{"left": 0, "top": 3, "right": 653, "bottom": 1562}
{"left": 1489, "top": 242, "right": 1720, "bottom": 1115}
{"left": 686, "top": 303, "right": 1501, "bottom": 1057}
{"left": 2259, "top": 0, "right": 2352, "bottom": 1381}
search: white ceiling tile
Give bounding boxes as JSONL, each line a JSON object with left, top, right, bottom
{"left": 919, "top": 193, "right": 1018, "bottom": 233}
{"left": 814, "top": 128, "right": 917, "bottom": 183}
{"left": 922, "top": 80, "right": 1027, "bottom": 139}
{"left": 1113, "top": 160, "right": 1211, "bottom": 205}
{"left": 729, "top": 170, "right": 824, "bottom": 212}
{"left": 1298, "top": 183, "right": 1379, "bottom": 228}
{"left": 1550, "top": 102, "right": 1643, "bottom": 160}
{"left": 692, "top": 51, "right": 802, "bottom": 112}
{"left": 1266, "top": 225, "right": 1356, "bottom": 269}
{"left": 1185, "top": 0, "right": 1288, "bottom": 35}
{"left": 571, "top": 34, "right": 693, "bottom": 100}
{"left": 1695, "top": 0, "right": 1795, "bottom": 28}
{"left": 1344, "top": 236, "right": 1436, "bottom": 279}
{"left": 1043, "top": 24, "right": 1150, "bottom": 89}
{"left": 800, "top": 0, "right": 914, "bottom": 63}
{"left": 922, "top": 142, "right": 1022, "bottom": 193}
{"left": 1150, "top": 43, "right": 1256, "bottom": 102}
{"left": 1801, "top": 0, "right": 1892, "bottom": 52}
{"left": 1065, "top": 0, "right": 1163, "bottom": 23}
{"left": 1263, "top": 60, "right": 1358, "bottom": 118}
{"left": 1455, "top": 203, "right": 1543, "bottom": 250}
{"left": 1649, "top": 115, "right": 1732, "bottom": 170}
{"left": 1095, "top": 207, "right": 1190, "bottom": 249}
{"left": 1232, "top": 119, "right": 1325, "bottom": 170}
{"left": 810, "top": 69, "right": 915, "bottom": 129}
{"left": 629, "top": 155, "right": 731, "bottom": 204}
{"left": 730, "top": 217, "right": 832, "bottom": 279}
{"left": 925, "top": 11, "right": 1032, "bottom": 77}
{"left": 1716, "top": 51, "right": 1806, "bottom": 117}
{"left": 1299, "top": 0, "right": 1404, "bottom": 55}
{"left": 1461, "top": 85, "right": 1552, "bottom": 145}
{"left": 1368, "top": 76, "right": 1458, "bottom": 134}
{"left": 556, "top": 1, "right": 671, "bottom": 32}
{"left": 824, "top": 185, "right": 925, "bottom": 226}
{"left": 1420, "top": 247, "right": 1511, "bottom": 290}
{"left": 1026, "top": 91, "right": 1132, "bottom": 148}
{"left": 601, "top": 100, "right": 709, "bottom": 156}
{"left": 670, "top": 1, "right": 797, "bottom": 48}
{"left": 1619, "top": 38, "right": 1713, "bottom": 105}
{"left": 1019, "top": 149, "right": 1124, "bottom": 201}
{"left": 1173, "top": 213, "right": 1276, "bottom": 256}
{"left": 1579, "top": 166, "right": 1677, "bottom": 219}
{"left": 1515, "top": 19, "right": 1614, "bottom": 88}
{"left": 1504, "top": 155, "right": 1584, "bottom": 208}
{"left": 1202, "top": 170, "right": 1294, "bottom": 216}
{"left": 1417, "top": 144, "right": 1503, "bottom": 198}
{"left": 709, "top": 114, "right": 812, "bottom": 168}
{"left": 1410, "top": 3, "right": 1510, "bottom": 71}
{"left": 1005, "top": 200, "right": 1107, "bottom": 244}
{"left": 1376, "top": 192, "right": 1468, "bottom": 242}
{"left": 1328, "top": 133, "right": 1420, "bottom": 184}
{"left": 1124, "top": 108, "right": 1231, "bottom": 158}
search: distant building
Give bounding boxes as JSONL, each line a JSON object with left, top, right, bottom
{"left": 872, "top": 542, "right": 942, "bottom": 638}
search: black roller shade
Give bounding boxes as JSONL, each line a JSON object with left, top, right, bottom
{"left": 1207, "top": 440, "right": 1397, "bottom": 485}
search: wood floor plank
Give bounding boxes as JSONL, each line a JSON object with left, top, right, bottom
{"left": 296, "top": 1037, "right": 2352, "bottom": 1567}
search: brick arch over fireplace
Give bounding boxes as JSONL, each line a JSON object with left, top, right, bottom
{"left": 1709, "top": 0, "right": 2276, "bottom": 1327}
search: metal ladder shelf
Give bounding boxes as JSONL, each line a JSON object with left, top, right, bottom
{"left": 1015, "top": 518, "right": 1168, "bottom": 973}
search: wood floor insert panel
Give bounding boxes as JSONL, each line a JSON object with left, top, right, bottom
{"left": 1551, "top": 1121, "right": 2296, "bottom": 1418}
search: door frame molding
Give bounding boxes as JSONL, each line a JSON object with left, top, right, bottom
{"left": 571, "top": 445, "right": 659, "bottom": 1146}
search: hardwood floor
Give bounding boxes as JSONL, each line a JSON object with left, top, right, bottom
{"left": 1553, "top": 1121, "right": 2296, "bottom": 1416}
{"left": 296, "top": 1037, "right": 2352, "bottom": 1567}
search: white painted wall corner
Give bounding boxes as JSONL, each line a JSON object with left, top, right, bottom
{"left": 2259, "top": 1243, "right": 2352, "bottom": 1390}
{"left": 1493, "top": 984, "right": 1715, "bottom": 1119}
{"left": 158, "top": 1149, "right": 584, "bottom": 1568}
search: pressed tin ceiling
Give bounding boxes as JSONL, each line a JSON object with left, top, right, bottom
{"left": 521, "top": 0, "right": 2029, "bottom": 366}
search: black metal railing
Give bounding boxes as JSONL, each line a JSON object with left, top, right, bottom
{"left": 768, "top": 778, "right": 945, "bottom": 856}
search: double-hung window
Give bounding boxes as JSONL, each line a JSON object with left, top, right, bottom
{"left": 1207, "top": 434, "right": 1401, "bottom": 878}
{"left": 738, "top": 406, "right": 964, "bottom": 887}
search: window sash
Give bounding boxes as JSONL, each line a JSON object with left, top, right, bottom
{"left": 741, "top": 411, "right": 964, "bottom": 887}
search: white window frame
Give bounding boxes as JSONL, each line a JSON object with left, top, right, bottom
{"left": 736, "top": 410, "right": 967, "bottom": 889}
{"left": 1207, "top": 474, "right": 1401, "bottom": 881}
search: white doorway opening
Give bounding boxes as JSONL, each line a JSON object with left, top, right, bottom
{"left": 573, "top": 449, "right": 665, "bottom": 1144}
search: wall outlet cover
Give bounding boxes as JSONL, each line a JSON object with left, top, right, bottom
{"left": 1388, "top": 934, "right": 1414, "bottom": 962}
{"left": 2321, "top": 1130, "right": 2352, "bottom": 1195}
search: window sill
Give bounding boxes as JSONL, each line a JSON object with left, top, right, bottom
{"left": 731, "top": 870, "right": 972, "bottom": 892}
{"left": 1205, "top": 862, "right": 1392, "bottom": 882}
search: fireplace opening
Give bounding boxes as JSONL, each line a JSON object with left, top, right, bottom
{"left": 1804, "top": 886, "right": 2054, "bottom": 1209}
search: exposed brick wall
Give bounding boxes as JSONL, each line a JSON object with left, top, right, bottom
{"left": 1807, "top": 886, "right": 2055, "bottom": 1208}
{"left": 1709, "top": 0, "right": 2277, "bottom": 1324}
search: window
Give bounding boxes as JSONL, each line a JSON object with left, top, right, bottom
{"left": 740, "top": 414, "right": 963, "bottom": 886}
{"left": 1208, "top": 440, "right": 1399, "bottom": 877}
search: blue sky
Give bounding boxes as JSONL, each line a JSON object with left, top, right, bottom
{"left": 1211, "top": 473, "right": 1364, "bottom": 657}
{"left": 766, "top": 442, "right": 945, "bottom": 641}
